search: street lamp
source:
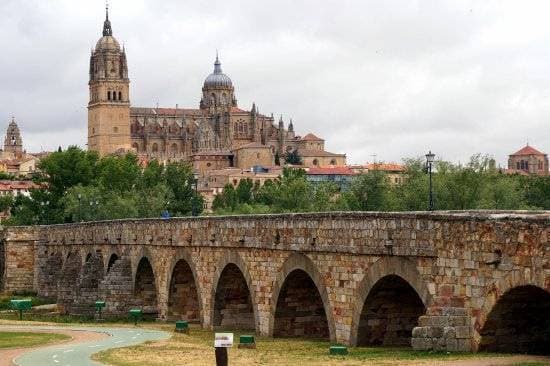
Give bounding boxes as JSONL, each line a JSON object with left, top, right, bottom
{"left": 192, "top": 172, "right": 199, "bottom": 217}
{"left": 89, "top": 200, "right": 99, "bottom": 220}
{"left": 40, "top": 200, "right": 49, "bottom": 224}
{"left": 425, "top": 150, "right": 435, "bottom": 211}
{"left": 77, "top": 193, "right": 82, "bottom": 222}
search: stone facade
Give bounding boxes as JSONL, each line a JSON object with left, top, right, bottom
{"left": 507, "top": 144, "right": 549, "bottom": 176}
{"left": 1, "top": 211, "right": 548, "bottom": 354}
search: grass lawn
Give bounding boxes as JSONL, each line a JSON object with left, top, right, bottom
{"left": 0, "top": 331, "right": 70, "bottom": 349}
{"left": 92, "top": 325, "right": 527, "bottom": 366}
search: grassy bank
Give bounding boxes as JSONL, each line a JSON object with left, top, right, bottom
{"left": 0, "top": 331, "right": 70, "bottom": 349}
{"left": 93, "top": 326, "right": 521, "bottom": 366}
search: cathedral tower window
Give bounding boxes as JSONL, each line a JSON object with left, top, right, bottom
{"left": 107, "top": 91, "right": 111, "bottom": 100}
{"left": 118, "top": 91, "right": 122, "bottom": 101}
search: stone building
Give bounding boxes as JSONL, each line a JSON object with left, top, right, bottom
{"left": 4, "top": 117, "right": 23, "bottom": 155}
{"left": 0, "top": 118, "right": 40, "bottom": 177}
{"left": 507, "top": 144, "right": 548, "bottom": 176}
{"left": 87, "top": 8, "right": 346, "bottom": 171}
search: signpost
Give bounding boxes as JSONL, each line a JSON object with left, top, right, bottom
{"left": 129, "top": 309, "right": 142, "bottom": 326}
{"left": 214, "top": 333, "right": 233, "bottom": 366}
{"left": 95, "top": 301, "right": 106, "bottom": 321}
{"left": 10, "top": 299, "right": 32, "bottom": 320}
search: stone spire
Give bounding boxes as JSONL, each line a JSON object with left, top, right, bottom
{"left": 4, "top": 117, "right": 23, "bottom": 154}
{"left": 103, "top": 3, "right": 112, "bottom": 36}
{"left": 288, "top": 118, "right": 294, "bottom": 132}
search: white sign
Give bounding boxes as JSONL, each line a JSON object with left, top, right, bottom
{"left": 214, "top": 333, "right": 234, "bottom": 348}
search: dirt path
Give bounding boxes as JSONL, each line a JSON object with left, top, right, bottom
{"left": 0, "top": 327, "right": 107, "bottom": 366}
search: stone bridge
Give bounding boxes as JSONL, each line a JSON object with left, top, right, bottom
{"left": 1, "top": 211, "right": 549, "bottom": 354}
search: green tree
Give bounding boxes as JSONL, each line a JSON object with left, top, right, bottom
{"left": 344, "top": 170, "right": 390, "bottom": 211}
{"left": 285, "top": 150, "right": 302, "bottom": 165}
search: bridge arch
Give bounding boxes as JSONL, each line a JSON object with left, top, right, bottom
{"left": 58, "top": 251, "right": 83, "bottom": 314}
{"left": 40, "top": 251, "right": 64, "bottom": 298}
{"left": 477, "top": 269, "right": 548, "bottom": 354}
{"left": 270, "top": 253, "right": 335, "bottom": 341}
{"left": 350, "top": 256, "right": 431, "bottom": 346}
{"left": 211, "top": 251, "right": 258, "bottom": 331}
{"left": 79, "top": 251, "right": 105, "bottom": 314}
{"left": 106, "top": 253, "right": 120, "bottom": 274}
{"left": 133, "top": 256, "right": 158, "bottom": 318}
{"left": 165, "top": 251, "right": 203, "bottom": 323}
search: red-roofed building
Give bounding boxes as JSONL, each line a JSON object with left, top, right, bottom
{"left": 507, "top": 144, "right": 548, "bottom": 176}
{"left": 306, "top": 166, "right": 357, "bottom": 190}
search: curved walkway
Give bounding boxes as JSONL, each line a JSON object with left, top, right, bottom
{"left": 0, "top": 325, "right": 169, "bottom": 366}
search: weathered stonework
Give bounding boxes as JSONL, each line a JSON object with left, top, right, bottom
{"left": 0, "top": 211, "right": 548, "bottom": 353}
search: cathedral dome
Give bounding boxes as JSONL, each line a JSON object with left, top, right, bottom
{"left": 95, "top": 35, "right": 120, "bottom": 52}
{"left": 203, "top": 55, "right": 233, "bottom": 88}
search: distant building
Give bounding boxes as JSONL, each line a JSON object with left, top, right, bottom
{"left": 349, "top": 162, "right": 406, "bottom": 185}
{"left": 0, "top": 118, "right": 43, "bottom": 177}
{"left": 306, "top": 166, "right": 357, "bottom": 191}
{"left": 87, "top": 7, "right": 346, "bottom": 172}
{"left": 507, "top": 144, "right": 548, "bottom": 176}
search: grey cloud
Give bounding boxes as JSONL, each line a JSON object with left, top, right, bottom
{"left": 1, "top": 0, "right": 549, "bottom": 166}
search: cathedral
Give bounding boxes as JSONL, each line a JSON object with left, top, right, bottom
{"left": 88, "top": 8, "right": 346, "bottom": 173}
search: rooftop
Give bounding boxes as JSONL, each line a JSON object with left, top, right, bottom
{"left": 510, "top": 144, "right": 546, "bottom": 156}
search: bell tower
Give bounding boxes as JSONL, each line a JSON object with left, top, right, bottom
{"left": 87, "top": 5, "right": 131, "bottom": 156}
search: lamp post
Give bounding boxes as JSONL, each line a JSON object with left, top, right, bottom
{"left": 77, "top": 193, "right": 82, "bottom": 222}
{"left": 40, "top": 200, "right": 49, "bottom": 224}
{"left": 192, "top": 172, "right": 199, "bottom": 216}
{"left": 425, "top": 150, "right": 435, "bottom": 211}
{"left": 89, "top": 200, "right": 99, "bottom": 221}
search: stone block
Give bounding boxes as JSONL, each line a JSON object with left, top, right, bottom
{"left": 455, "top": 326, "right": 471, "bottom": 339}
{"left": 449, "top": 316, "right": 469, "bottom": 327}
{"left": 457, "top": 339, "right": 472, "bottom": 352}
{"left": 412, "top": 326, "right": 428, "bottom": 338}
{"left": 445, "top": 338, "right": 458, "bottom": 352}
{"left": 443, "top": 326, "right": 456, "bottom": 339}
{"left": 411, "top": 337, "right": 432, "bottom": 351}
{"left": 427, "top": 326, "right": 444, "bottom": 338}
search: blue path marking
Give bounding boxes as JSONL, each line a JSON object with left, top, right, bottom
{"left": 12, "top": 326, "right": 170, "bottom": 366}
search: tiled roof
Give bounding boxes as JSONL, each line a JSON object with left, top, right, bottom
{"left": 298, "top": 149, "right": 345, "bottom": 157}
{"left": 0, "top": 180, "right": 40, "bottom": 191}
{"left": 510, "top": 145, "right": 545, "bottom": 156}
{"left": 307, "top": 167, "right": 357, "bottom": 175}
{"left": 365, "top": 163, "right": 406, "bottom": 172}
{"left": 233, "top": 142, "right": 271, "bottom": 150}
{"left": 130, "top": 107, "right": 203, "bottom": 117}
{"left": 301, "top": 133, "right": 323, "bottom": 141}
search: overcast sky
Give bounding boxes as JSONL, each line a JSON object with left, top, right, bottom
{"left": 1, "top": 0, "right": 549, "bottom": 165}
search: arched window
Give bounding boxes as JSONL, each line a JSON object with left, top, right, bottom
{"left": 118, "top": 91, "right": 122, "bottom": 101}
{"left": 107, "top": 91, "right": 111, "bottom": 100}
{"left": 210, "top": 93, "right": 216, "bottom": 105}
{"left": 330, "top": 159, "right": 336, "bottom": 165}
{"left": 313, "top": 159, "right": 319, "bottom": 166}
{"left": 152, "top": 143, "right": 158, "bottom": 153}
{"left": 221, "top": 93, "right": 227, "bottom": 105}
{"left": 171, "top": 143, "right": 178, "bottom": 154}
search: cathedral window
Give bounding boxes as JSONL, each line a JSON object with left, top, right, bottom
{"left": 330, "top": 159, "right": 336, "bottom": 165}
{"left": 107, "top": 91, "right": 111, "bottom": 100}
{"left": 313, "top": 159, "right": 319, "bottom": 166}
{"left": 118, "top": 91, "right": 122, "bottom": 101}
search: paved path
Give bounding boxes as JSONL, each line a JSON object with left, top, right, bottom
{"left": 2, "top": 326, "right": 170, "bottom": 366}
